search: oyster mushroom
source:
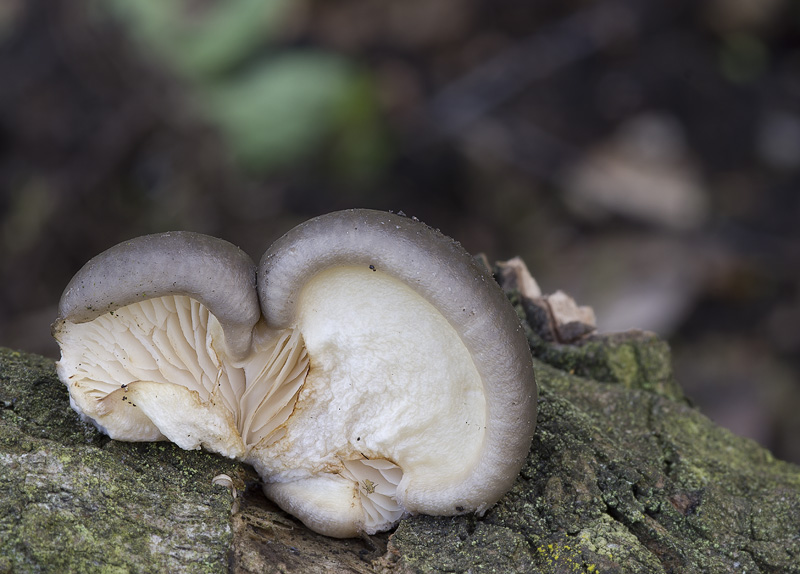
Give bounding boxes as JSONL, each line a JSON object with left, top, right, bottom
{"left": 52, "top": 231, "right": 309, "bottom": 459}
{"left": 251, "top": 209, "right": 537, "bottom": 537}
{"left": 52, "top": 211, "right": 537, "bottom": 539}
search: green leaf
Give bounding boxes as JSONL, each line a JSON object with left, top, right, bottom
{"left": 202, "top": 52, "right": 372, "bottom": 173}
{"left": 97, "top": 0, "right": 290, "bottom": 79}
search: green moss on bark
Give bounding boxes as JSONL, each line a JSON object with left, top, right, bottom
{"left": 3, "top": 316, "right": 800, "bottom": 573}
{"left": 0, "top": 348, "right": 241, "bottom": 574}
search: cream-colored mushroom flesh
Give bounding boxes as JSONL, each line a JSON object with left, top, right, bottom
{"left": 256, "top": 209, "right": 537, "bottom": 537}
{"left": 252, "top": 265, "right": 486, "bottom": 535}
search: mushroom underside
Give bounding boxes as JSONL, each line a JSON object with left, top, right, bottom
{"left": 264, "top": 457, "right": 406, "bottom": 537}
{"left": 54, "top": 294, "right": 309, "bottom": 457}
{"left": 248, "top": 266, "right": 487, "bottom": 509}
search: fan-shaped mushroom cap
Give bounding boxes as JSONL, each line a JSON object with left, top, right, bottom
{"left": 57, "top": 232, "right": 259, "bottom": 359}
{"left": 52, "top": 232, "right": 264, "bottom": 458}
{"left": 253, "top": 209, "right": 537, "bottom": 536}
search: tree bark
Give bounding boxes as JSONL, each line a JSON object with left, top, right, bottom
{"left": 1, "top": 315, "right": 798, "bottom": 573}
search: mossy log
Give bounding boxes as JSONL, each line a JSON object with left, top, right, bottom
{"left": 1, "top": 308, "right": 799, "bottom": 573}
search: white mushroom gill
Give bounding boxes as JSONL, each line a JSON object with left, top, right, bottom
{"left": 341, "top": 458, "right": 406, "bottom": 534}
{"left": 55, "top": 294, "right": 309, "bottom": 458}
{"left": 262, "top": 456, "right": 406, "bottom": 538}
{"left": 237, "top": 326, "right": 309, "bottom": 448}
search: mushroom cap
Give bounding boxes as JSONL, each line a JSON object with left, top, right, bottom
{"left": 52, "top": 232, "right": 261, "bottom": 458}
{"left": 257, "top": 209, "right": 537, "bottom": 519}
{"left": 56, "top": 231, "right": 259, "bottom": 359}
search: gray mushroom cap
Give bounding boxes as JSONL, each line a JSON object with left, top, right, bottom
{"left": 56, "top": 231, "right": 260, "bottom": 359}
{"left": 258, "top": 209, "right": 537, "bottom": 518}
{"left": 52, "top": 231, "right": 268, "bottom": 458}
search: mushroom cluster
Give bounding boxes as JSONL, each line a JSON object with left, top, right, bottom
{"left": 53, "top": 209, "right": 537, "bottom": 538}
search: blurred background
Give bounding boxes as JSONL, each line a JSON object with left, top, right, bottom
{"left": 1, "top": 0, "right": 798, "bottom": 463}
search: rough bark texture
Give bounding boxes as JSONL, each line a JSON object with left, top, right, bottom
{"left": 0, "top": 349, "right": 242, "bottom": 573}
{"left": 2, "top": 297, "right": 799, "bottom": 573}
